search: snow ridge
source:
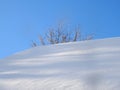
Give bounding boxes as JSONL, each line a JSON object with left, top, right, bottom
{"left": 0, "top": 37, "right": 120, "bottom": 90}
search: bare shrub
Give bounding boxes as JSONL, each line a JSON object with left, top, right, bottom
{"left": 32, "top": 23, "right": 93, "bottom": 46}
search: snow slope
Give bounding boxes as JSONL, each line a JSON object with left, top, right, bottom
{"left": 0, "top": 37, "right": 120, "bottom": 90}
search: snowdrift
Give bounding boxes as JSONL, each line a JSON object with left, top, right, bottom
{"left": 0, "top": 37, "right": 120, "bottom": 90}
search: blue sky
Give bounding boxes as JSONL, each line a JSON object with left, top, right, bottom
{"left": 0, "top": 0, "right": 120, "bottom": 59}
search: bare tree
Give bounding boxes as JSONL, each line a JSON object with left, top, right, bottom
{"left": 32, "top": 23, "right": 93, "bottom": 46}
{"left": 31, "top": 41, "right": 37, "bottom": 47}
{"left": 46, "top": 28, "right": 56, "bottom": 44}
{"left": 39, "top": 35, "right": 45, "bottom": 45}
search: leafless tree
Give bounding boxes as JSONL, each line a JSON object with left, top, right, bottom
{"left": 32, "top": 23, "right": 93, "bottom": 46}
{"left": 31, "top": 41, "right": 37, "bottom": 47}
{"left": 39, "top": 35, "right": 45, "bottom": 45}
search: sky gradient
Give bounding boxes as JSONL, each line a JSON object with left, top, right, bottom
{"left": 0, "top": 0, "right": 120, "bottom": 59}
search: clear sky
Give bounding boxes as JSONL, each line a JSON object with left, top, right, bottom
{"left": 0, "top": 0, "right": 120, "bottom": 59}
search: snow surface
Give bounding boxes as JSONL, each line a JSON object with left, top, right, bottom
{"left": 0, "top": 37, "right": 120, "bottom": 90}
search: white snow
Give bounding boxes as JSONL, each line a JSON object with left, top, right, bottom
{"left": 0, "top": 37, "right": 120, "bottom": 90}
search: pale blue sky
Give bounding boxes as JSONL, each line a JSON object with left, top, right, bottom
{"left": 0, "top": 0, "right": 120, "bottom": 59}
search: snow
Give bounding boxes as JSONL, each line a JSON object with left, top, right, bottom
{"left": 0, "top": 37, "right": 120, "bottom": 90}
